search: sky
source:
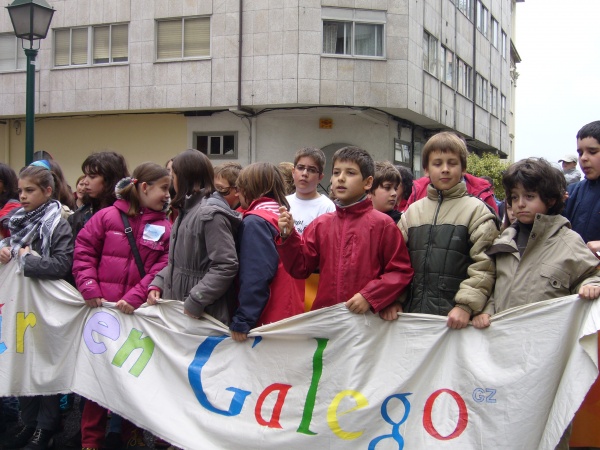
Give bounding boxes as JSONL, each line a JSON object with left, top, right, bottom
{"left": 514, "top": 0, "right": 600, "bottom": 163}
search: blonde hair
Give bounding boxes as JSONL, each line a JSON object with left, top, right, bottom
{"left": 421, "top": 132, "right": 468, "bottom": 170}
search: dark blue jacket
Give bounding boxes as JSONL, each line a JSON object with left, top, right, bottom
{"left": 563, "top": 178, "right": 600, "bottom": 243}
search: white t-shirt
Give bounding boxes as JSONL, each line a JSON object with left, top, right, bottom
{"left": 286, "top": 193, "right": 336, "bottom": 234}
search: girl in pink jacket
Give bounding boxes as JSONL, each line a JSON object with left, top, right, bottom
{"left": 73, "top": 162, "right": 172, "bottom": 450}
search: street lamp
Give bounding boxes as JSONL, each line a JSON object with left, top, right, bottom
{"left": 6, "top": 0, "right": 55, "bottom": 165}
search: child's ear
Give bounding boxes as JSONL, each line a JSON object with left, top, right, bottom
{"left": 363, "top": 175, "right": 373, "bottom": 191}
{"left": 140, "top": 181, "right": 148, "bottom": 195}
{"left": 44, "top": 186, "right": 53, "bottom": 198}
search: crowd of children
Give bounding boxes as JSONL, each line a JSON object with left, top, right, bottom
{"left": 0, "top": 120, "right": 599, "bottom": 450}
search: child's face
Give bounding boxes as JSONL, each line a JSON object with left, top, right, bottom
{"left": 83, "top": 172, "right": 105, "bottom": 199}
{"left": 214, "top": 174, "right": 239, "bottom": 209}
{"left": 139, "top": 176, "right": 171, "bottom": 212}
{"left": 509, "top": 183, "right": 552, "bottom": 225}
{"left": 76, "top": 178, "right": 85, "bottom": 198}
{"left": 293, "top": 156, "right": 324, "bottom": 199}
{"left": 505, "top": 203, "right": 516, "bottom": 224}
{"left": 370, "top": 182, "right": 398, "bottom": 213}
{"left": 425, "top": 150, "right": 465, "bottom": 191}
{"left": 18, "top": 177, "right": 52, "bottom": 212}
{"left": 577, "top": 137, "right": 600, "bottom": 181}
{"left": 331, "top": 160, "right": 373, "bottom": 206}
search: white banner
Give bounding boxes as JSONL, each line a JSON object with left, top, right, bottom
{"left": 0, "top": 260, "right": 598, "bottom": 450}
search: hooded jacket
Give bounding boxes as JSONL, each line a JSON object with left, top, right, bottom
{"left": 230, "top": 197, "right": 304, "bottom": 334}
{"left": 73, "top": 199, "right": 171, "bottom": 308}
{"left": 150, "top": 191, "right": 240, "bottom": 324}
{"left": 483, "top": 214, "right": 600, "bottom": 315}
{"left": 399, "top": 182, "right": 498, "bottom": 316}
{"left": 404, "top": 173, "right": 499, "bottom": 214}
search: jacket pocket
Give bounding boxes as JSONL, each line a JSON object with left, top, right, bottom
{"left": 539, "top": 263, "right": 570, "bottom": 290}
{"left": 438, "top": 276, "right": 462, "bottom": 294}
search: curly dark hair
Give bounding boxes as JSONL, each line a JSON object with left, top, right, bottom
{"left": 502, "top": 158, "right": 566, "bottom": 215}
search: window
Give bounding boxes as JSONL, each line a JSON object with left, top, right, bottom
{"left": 0, "top": 34, "right": 26, "bottom": 72}
{"left": 457, "top": 0, "right": 474, "bottom": 21}
{"left": 93, "top": 24, "right": 128, "bottom": 64}
{"left": 457, "top": 58, "right": 472, "bottom": 99}
{"left": 322, "top": 8, "right": 385, "bottom": 58}
{"left": 194, "top": 132, "right": 237, "bottom": 159}
{"left": 394, "top": 139, "right": 412, "bottom": 167}
{"left": 490, "top": 85, "right": 498, "bottom": 116}
{"left": 501, "top": 30, "right": 507, "bottom": 59}
{"left": 476, "top": 1, "right": 488, "bottom": 37}
{"left": 491, "top": 17, "right": 499, "bottom": 48}
{"left": 501, "top": 94, "right": 507, "bottom": 122}
{"left": 441, "top": 46, "right": 454, "bottom": 86}
{"left": 423, "top": 31, "right": 438, "bottom": 77}
{"left": 157, "top": 17, "right": 210, "bottom": 61}
{"left": 55, "top": 24, "right": 128, "bottom": 67}
{"left": 476, "top": 73, "right": 488, "bottom": 109}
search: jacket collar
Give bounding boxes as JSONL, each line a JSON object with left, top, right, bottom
{"left": 334, "top": 196, "right": 373, "bottom": 216}
{"left": 426, "top": 181, "right": 467, "bottom": 201}
{"left": 487, "top": 214, "right": 570, "bottom": 256}
{"left": 113, "top": 199, "right": 167, "bottom": 223}
{"left": 246, "top": 197, "right": 280, "bottom": 216}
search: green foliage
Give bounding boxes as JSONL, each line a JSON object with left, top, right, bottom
{"left": 466, "top": 153, "right": 511, "bottom": 200}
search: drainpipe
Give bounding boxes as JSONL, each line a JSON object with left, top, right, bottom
{"left": 237, "top": 0, "right": 243, "bottom": 111}
{"left": 472, "top": 9, "right": 477, "bottom": 142}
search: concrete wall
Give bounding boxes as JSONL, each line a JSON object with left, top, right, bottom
{"left": 0, "top": 114, "right": 187, "bottom": 184}
{"left": 0, "top": 0, "right": 517, "bottom": 169}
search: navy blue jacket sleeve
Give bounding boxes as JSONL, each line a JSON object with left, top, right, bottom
{"left": 230, "top": 215, "right": 279, "bottom": 334}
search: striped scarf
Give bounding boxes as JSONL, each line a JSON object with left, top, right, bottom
{"left": 0, "top": 200, "right": 62, "bottom": 271}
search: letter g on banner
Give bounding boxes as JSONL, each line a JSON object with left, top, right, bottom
{"left": 188, "top": 335, "right": 251, "bottom": 416}
{"left": 368, "top": 393, "right": 412, "bottom": 450}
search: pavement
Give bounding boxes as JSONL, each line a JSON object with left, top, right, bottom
{"left": 1, "top": 395, "right": 167, "bottom": 449}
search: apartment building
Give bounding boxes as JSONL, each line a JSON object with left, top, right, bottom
{"left": 0, "top": 0, "right": 521, "bottom": 182}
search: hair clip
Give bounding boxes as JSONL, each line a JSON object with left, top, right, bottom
{"left": 30, "top": 159, "right": 51, "bottom": 170}
{"left": 131, "top": 178, "right": 138, "bottom": 185}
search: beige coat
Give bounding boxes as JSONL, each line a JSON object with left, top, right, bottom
{"left": 483, "top": 214, "right": 600, "bottom": 315}
{"left": 399, "top": 182, "right": 499, "bottom": 315}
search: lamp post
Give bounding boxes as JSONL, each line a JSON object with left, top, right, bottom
{"left": 6, "top": 0, "right": 55, "bottom": 165}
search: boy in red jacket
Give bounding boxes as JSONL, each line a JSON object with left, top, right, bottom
{"left": 277, "top": 146, "right": 413, "bottom": 316}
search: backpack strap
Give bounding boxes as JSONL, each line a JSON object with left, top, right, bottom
{"left": 120, "top": 211, "right": 146, "bottom": 278}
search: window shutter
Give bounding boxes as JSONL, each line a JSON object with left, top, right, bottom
{"left": 157, "top": 20, "right": 182, "bottom": 60}
{"left": 54, "top": 29, "right": 70, "bottom": 66}
{"left": 111, "top": 24, "right": 128, "bottom": 62}
{"left": 184, "top": 17, "right": 210, "bottom": 57}
{"left": 0, "top": 35, "right": 14, "bottom": 71}
{"left": 93, "top": 26, "right": 109, "bottom": 64}
{"left": 71, "top": 28, "right": 88, "bottom": 65}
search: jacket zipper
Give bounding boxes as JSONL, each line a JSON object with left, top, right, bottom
{"left": 420, "top": 191, "right": 443, "bottom": 309}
